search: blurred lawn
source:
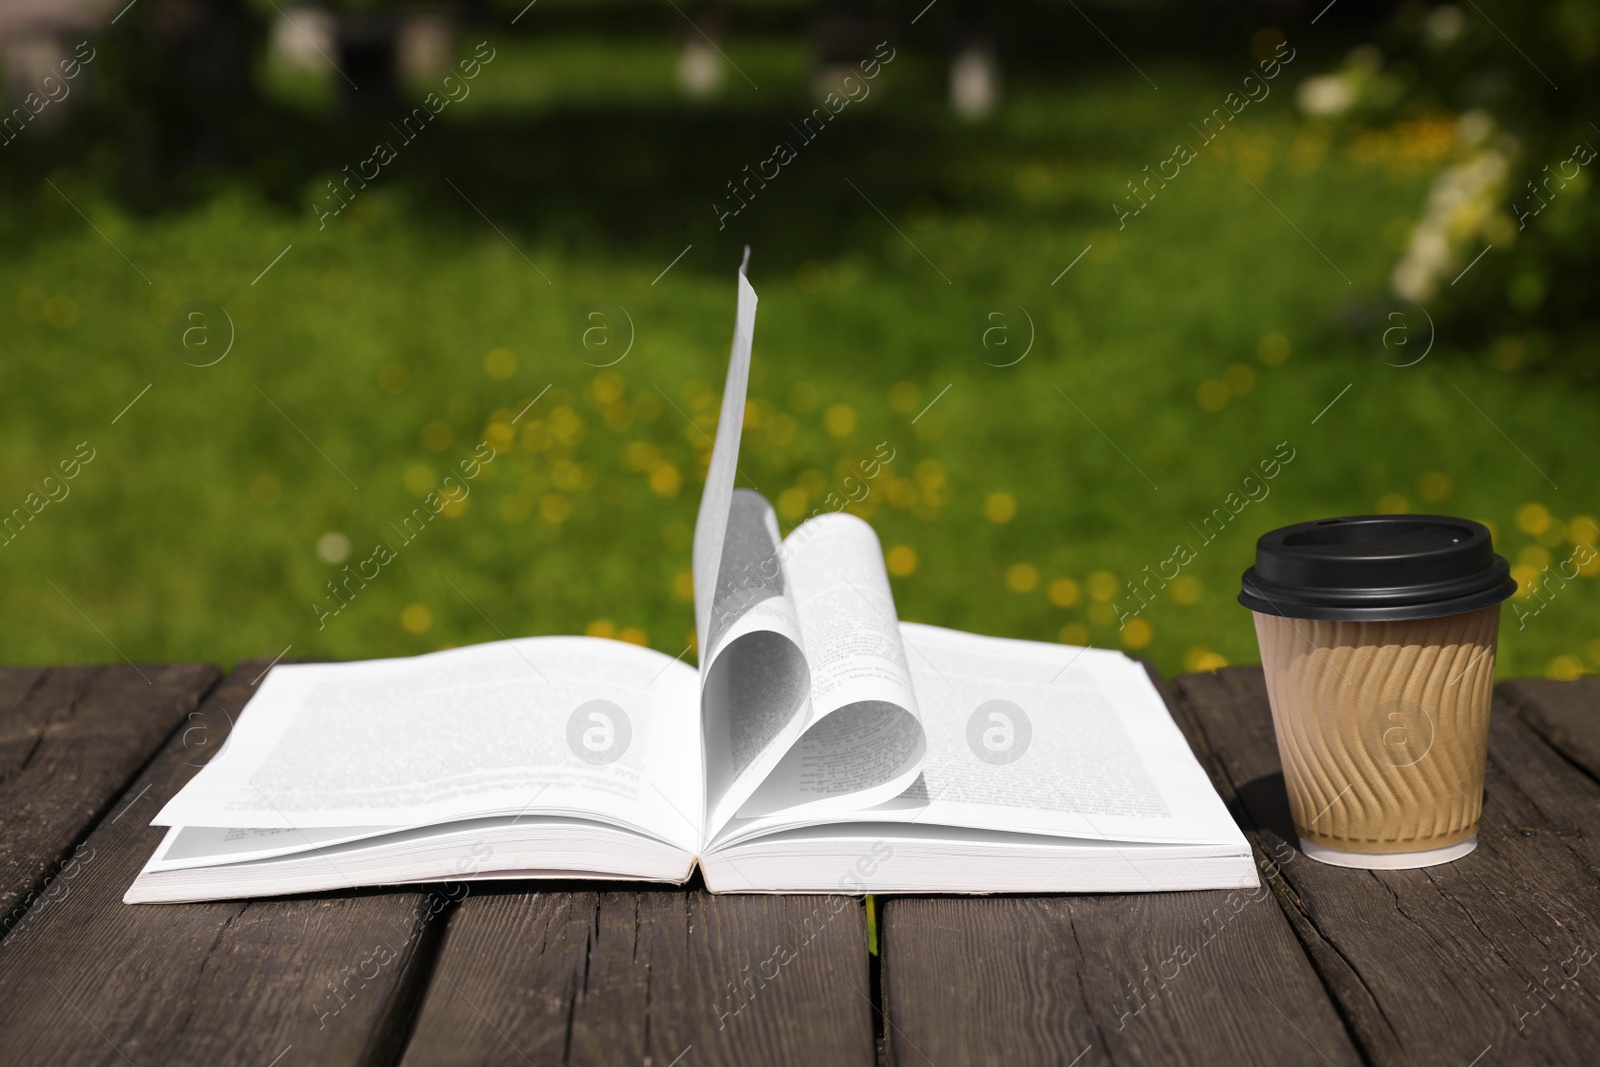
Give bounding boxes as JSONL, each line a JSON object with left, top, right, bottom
{"left": 3, "top": 33, "right": 1597, "bottom": 681}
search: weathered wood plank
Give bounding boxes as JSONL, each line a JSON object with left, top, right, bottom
{"left": 400, "top": 884, "right": 876, "bottom": 1067}
{"left": 0, "top": 663, "right": 451, "bottom": 1067}
{"left": 879, "top": 671, "right": 1362, "bottom": 1067}
{"left": 0, "top": 663, "right": 219, "bottom": 940}
{"left": 1500, "top": 677, "right": 1600, "bottom": 784}
{"left": 1179, "top": 667, "right": 1600, "bottom": 1066}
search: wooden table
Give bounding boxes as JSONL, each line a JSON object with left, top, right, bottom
{"left": 2, "top": 661, "right": 1597, "bottom": 1065}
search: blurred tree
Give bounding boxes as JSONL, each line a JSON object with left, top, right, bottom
{"left": 336, "top": 11, "right": 402, "bottom": 119}
{"left": 86, "top": 0, "right": 264, "bottom": 189}
{"left": 1373, "top": 1, "right": 1599, "bottom": 380}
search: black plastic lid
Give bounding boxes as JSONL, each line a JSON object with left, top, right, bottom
{"left": 1239, "top": 515, "right": 1516, "bottom": 621}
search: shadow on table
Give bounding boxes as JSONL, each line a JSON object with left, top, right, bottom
{"left": 1236, "top": 771, "right": 1297, "bottom": 846}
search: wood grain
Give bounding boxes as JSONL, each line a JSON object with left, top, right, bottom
{"left": 0, "top": 663, "right": 451, "bottom": 1067}
{"left": 400, "top": 884, "right": 877, "bottom": 1067}
{"left": 0, "top": 663, "right": 219, "bottom": 940}
{"left": 1500, "top": 677, "right": 1600, "bottom": 784}
{"left": 878, "top": 669, "right": 1362, "bottom": 1067}
{"left": 1179, "top": 667, "right": 1600, "bottom": 1066}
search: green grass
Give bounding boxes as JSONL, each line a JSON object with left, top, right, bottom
{"left": 3, "top": 36, "right": 1597, "bottom": 682}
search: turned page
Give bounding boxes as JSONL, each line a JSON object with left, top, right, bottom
{"left": 692, "top": 263, "right": 757, "bottom": 662}
{"left": 687, "top": 266, "right": 817, "bottom": 831}
{"left": 733, "top": 511, "right": 926, "bottom": 821}
{"left": 699, "top": 489, "right": 817, "bottom": 832}
{"left": 688, "top": 265, "right": 923, "bottom": 832}
{"left": 151, "top": 637, "right": 703, "bottom": 854}
{"left": 892, "top": 623, "right": 1241, "bottom": 844}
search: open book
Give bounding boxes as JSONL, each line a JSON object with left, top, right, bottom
{"left": 128, "top": 265, "right": 1255, "bottom": 903}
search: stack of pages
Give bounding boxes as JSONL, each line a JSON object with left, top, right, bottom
{"left": 128, "top": 267, "right": 1255, "bottom": 902}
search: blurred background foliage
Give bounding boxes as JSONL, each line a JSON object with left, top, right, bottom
{"left": 1, "top": 0, "right": 1596, "bottom": 681}
{"left": 1301, "top": 1, "right": 1599, "bottom": 378}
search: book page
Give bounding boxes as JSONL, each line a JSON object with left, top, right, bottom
{"left": 685, "top": 265, "right": 923, "bottom": 832}
{"left": 710, "top": 624, "right": 1245, "bottom": 850}
{"left": 889, "top": 623, "right": 1241, "bottom": 843}
{"left": 144, "top": 824, "right": 397, "bottom": 869}
{"left": 152, "top": 637, "right": 703, "bottom": 853}
{"left": 692, "top": 264, "right": 758, "bottom": 663}
{"left": 734, "top": 513, "right": 925, "bottom": 819}
{"left": 700, "top": 490, "right": 814, "bottom": 831}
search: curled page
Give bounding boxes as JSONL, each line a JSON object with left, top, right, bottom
{"left": 733, "top": 513, "right": 925, "bottom": 819}
{"left": 689, "top": 262, "right": 925, "bottom": 835}
{"left": 700, "top": 491, "right": 814, "bottom": 831}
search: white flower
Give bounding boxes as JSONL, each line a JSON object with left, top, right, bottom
{"left": 1297, "top": 76, "right": 1357, "bottom": 117}
{"left": 1457, "top": 109, "right": 1493, "bottom": 147}
{"left": 317, "top": 531, "right": 351, "bottom": 565}
{"left": 1391, "top": 141, "right": 1511, "bottom": 301}
{"left": 1426, "top": 6, "right": 1465, "bottom": 45}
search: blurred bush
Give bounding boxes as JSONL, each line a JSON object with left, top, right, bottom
{"left": 1311, "top": 2, "right": 1599, "bottom": 381}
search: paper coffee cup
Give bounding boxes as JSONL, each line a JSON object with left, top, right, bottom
{"left": 1239, "top": 516, "right": 1516, "bottom": 869}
